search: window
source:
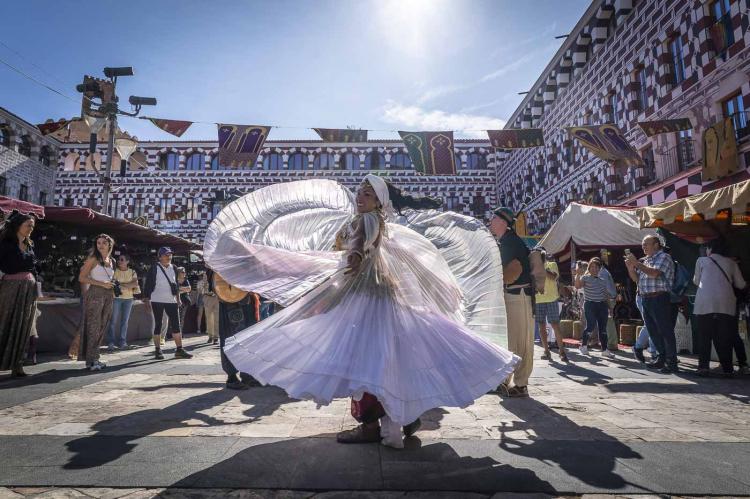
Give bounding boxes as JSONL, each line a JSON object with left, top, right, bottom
{"left": 187, "top": 198, "right": 200, "bottom": 219}
{"left": 608, "top": 92, "right": 618, "bottom": 123}
{"left": 18, "top": 136, "right": 31, "bottom": 157}
{"left": 584, "top": 111, "right": 593, "bottom": 125}
{"left": 390, "top": 152, "right": 412, "bottom": 169}
{"left": 39, "top": 146, "right": 51, "bottom": 166}
{"left": 454, "top": 152, "right": 463, "bottom": 169}
{"left": 19, "top": 184, "right": 28, "bottom": 201}
{"left": 364, "top": 152, "right": 385, "bottom": 169}
{"left": 676, "top": 129, "right": 694, "bottom": 170}
{"left": 338, "top": 152, "right": 360, "bottom": 170}
{"left": 0, "top": 126, "right": 9, "bottom": 148}
{"left": 722, "top": 92, "right": 747, "bottom": 136}
{"left": 712, "top": 0, "right": 735, "bottom": 51}
{"left": 185, "top": 153, "right": 204, "bottom": 170}
{"left": 64, "top": 197, "right": 73, "bottom": 207}
{"left": 313, "top": 153, "right": 335, "bottom": 169}
{"left": 467, "top": 153, "right": 487, "bottom": 169}
{"left": 0, "top": 176, "right": 5, "bottom": 196}
{"left": 88, "top": 196, "right": 97, "bottom": 210}
{"left": 288, "top": 152, "right": 308, "bottom": 170}
{"left": 160, "top": 197, "right": 174, "bottom": 219}
{"left": 263, "top": 153, "right": 283, "bottom": 170}
{"left": 445, "top": 196, "right": 460, "bottom": 211}
{"left": 159, "top": 152, "right": 180, "bottom": 170}
{"left": 211, "top": 201, "right": 225, "bottom": 218}
{"left": 564, "top": 142, "right": 575, "bottom": 164}
{"left": 210, "top": 155, "right": 219, "bottom": 170}
{"left": 133, "top": 198, "right": 145, "bottom": 217}
{"left": 669, "top": 35, "right": 686, "bottom": 85}
{"left": 184, "top": 199, "right": 193, "bottom": 219}
{"left": 109, "top": 198, "right": 120, "bottom": 217}
{"left": 38, "top": 191, "right": 47, "bottom": 205}
{"left": 637, "top": 68, "right": 648, "bottom": 112}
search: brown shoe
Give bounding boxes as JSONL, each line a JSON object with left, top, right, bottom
{"left": 507, "top": 386, "right": 529, "bottom": 398}
{"left": 336, "top": 424, "right": 381, "bottom": 444}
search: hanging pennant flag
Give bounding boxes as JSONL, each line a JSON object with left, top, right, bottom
{"left": 398, "top": 131, "right": 456, "bottom": 175}
{"left": 313, "top": 128, "right": 367, "bottom": 142}
{"left": 487, "top": 129, "right": 544, "bottom": 148}
{"left": 567, "top": 124, "right": 643, "bottom": 166}
{"left": 217, "top": 124, "right": 271, "bottom": 168}
{"left": 710, "top": 20, "right": 731, "bottom": 55}
{"left": 146, "top": 118, "right": 193, "bottom": 138}
{"left": 702, "top": 117, "right": 738, "bottom": 181}
{"left": 638, "top": 118, "right": 692, "bottom": 137}
{"left": 36, "top": 119, "right": 76, "bottom": 135}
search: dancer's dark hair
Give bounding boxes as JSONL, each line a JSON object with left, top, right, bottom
{"left": 0, "top": 212, "right": 35, "bottom": 246}
{"left": 385, "top": 180, "right": 442, "bottom": 214}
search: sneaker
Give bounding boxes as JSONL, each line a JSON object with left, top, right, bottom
{"left": 226, "top": 379, "right": 249, "bottom": 390}
{"left": 632, "top": 347, "right": 645, "bottom": 363}
{"left": 541, "top": 350, "right": 552, "bottom": 360}
{"left": 602, "top": 350, "right": 615, "bottom": 359}
{"left": 154, "top": 350, "right": 165, "bottom": 360}
{"left": 659, "top": 364, "right": 678, "bottom": 374}
{"left": 403, "top": 418, "right": 422, "bottom": 437}
{"left": 88, "top": 361, "right": 105, "bottom": 371}
{"left": 174, "top": 348, "right": 193, "bottom": 359}
{"left": 646, "top": 358, "right": 665, "bottom": 370}
{"left": 579, "top": 345, "right": 588, "bottom": 356}
{"left": 738, "top": 365, "right": 750, "bottom": 375}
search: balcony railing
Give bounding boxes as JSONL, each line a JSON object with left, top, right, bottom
{"left": 661, "top": 139, "right": 696, "bottom": 180}
{"left": 730, "top": 111, "right": 750, "bottom": 141}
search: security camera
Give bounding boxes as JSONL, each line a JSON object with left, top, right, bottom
{"left": 129, "top": 96, "right": 157, "bottom": 106}
{"left": 103, "top": 67, "right": 134, "bottom": 78}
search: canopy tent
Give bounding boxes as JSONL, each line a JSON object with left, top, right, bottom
{"left": 637, "top": 179, "right": 750, "bottom": 238}
{"left": 41, "top": 207, "right": 200, "bottom": 250}
{"left": 0, "top": 195, "right": 45, "bottom": 219}
{"left": 537, "top": 202, "right": 655, "bottom": 260}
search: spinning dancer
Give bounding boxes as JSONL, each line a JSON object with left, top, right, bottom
{"left": 203, "top": 176, "right": 518, "bottom": 448}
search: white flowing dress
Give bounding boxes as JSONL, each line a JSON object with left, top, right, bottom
{"left": 204, "top": 179, "right": 519, "bottom": 425}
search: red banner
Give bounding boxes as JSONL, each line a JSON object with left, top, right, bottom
{"left": 147, "top": 118, "right": 193, "bottom": 138}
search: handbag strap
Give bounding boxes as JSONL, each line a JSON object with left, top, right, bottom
{"left": 708, "top": 256, "right": 734, "bottom": 288}
{"left": 157, "top": 263, "right": 176, "bottom": 285}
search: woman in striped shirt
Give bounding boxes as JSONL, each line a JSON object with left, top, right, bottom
{"left": 575, "top": 257, "right": 616, "bottom": 358}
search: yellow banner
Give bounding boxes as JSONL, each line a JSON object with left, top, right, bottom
{"left": 702, "top": 118, "right": 738, "bottom": 182}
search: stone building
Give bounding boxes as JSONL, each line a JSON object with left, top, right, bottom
{"left": 0, "top": 107, "right": 59, "bottom": 206}
{"left": 54, "top": 138, "right": 499, "bottom": 242}
{"left": 498, "top": 0, "right": 750, "bottom": 234}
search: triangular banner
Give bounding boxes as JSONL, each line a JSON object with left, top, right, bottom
{"left": 638, "top": 118, "right": 692, "bottom": 137}
{"left": 313, "top": 128, "right": 367, "bottom": 142}
{"left": 398, "top": 131, "right": 456, "bottom": 175}
{"left": 567, "top": 124, "right": 643, "bottom": 167}
{"left": 146, "top": 118, "right": 193, "bottom": 137}
{"left": 217, "top": 124, "right": 272, "bottom": 168}
{"left": 36, "top": 119, "right": 76, "bottom": 135}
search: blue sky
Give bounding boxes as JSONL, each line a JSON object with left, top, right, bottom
{"left": 0, "top": 0, "right": 589, "bottom": 141}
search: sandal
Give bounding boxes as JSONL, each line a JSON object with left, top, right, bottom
{"left": 336, "top": 424, "right": 381, "bottom": 444}
{"left": 541, "top": 350, "right": 552, "bottom": 360}
{"left": 559, "top": 350, "right": 569, "bottom": 363}
{"left": 506, "top": 386, "right": 529, "bottom": 398}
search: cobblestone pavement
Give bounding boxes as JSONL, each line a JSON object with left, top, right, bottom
{"left": 1, "top": 336, "right": 749, "bottom": 496}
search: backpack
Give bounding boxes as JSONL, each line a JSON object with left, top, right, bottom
{"left": 670, "top": 261, "right": 690, "bottom": 303}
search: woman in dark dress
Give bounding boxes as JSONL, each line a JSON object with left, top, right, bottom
{"left": 0, "top": 213, "right": 39, "bottom": 377}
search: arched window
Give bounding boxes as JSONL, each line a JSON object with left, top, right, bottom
{"left": 159, "top": 152, "right": 180, "bottom": 170}
{"left": 263, "top": 153, "right": 283, "bottom": 170}
{"left": 288, "top": 152, "right": 308, "bottom": 170}
{"left": 185, "top": 152, "right": 204, "bottom": 170}
{"left": 210, "top": 155, "right": 220, "bottom": 170}
{"left": 39, "top": 146, "right": 51, "bottom": 166}
{"left": 0, "top": 126, "right": 9, "bottom": 148}
{"left": 364, "top": 152, "right": 385, "bottom": 170}
{"left": 338, "top": 152, "right": 360, "bottom": 170}
{"left": 390, "top": 152, "right": 412, "bottom": 169}
{"left": 466, "top": 153, "right": 487, "bottom": 170}
{"left": 454, "top": 152, "right": 463, "bottom": 169}
{"left": 18, "top": 135, "right": 31, "bottom": 157}
{"left": 313, "top": 153, "right": 335, "bottom": 169}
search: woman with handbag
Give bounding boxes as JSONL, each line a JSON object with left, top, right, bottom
{"left": 106, "top": 254, "right": 140, "bottom": 351}
{"left": 77, "top": 234, "right": 116, "bottom": 371}
{"left": 694, "top": 239, "right": 747, "bottom": 376}
{"left": 0, "top": 213, "right": 39, "bottom": 377}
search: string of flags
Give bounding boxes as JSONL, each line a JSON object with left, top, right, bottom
{"left": 38, "top": 112, "right": 704, "bottom": 177}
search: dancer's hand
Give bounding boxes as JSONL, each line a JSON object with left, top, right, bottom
{"left": 345, "top": 253, "right": 362, "bottom": 274}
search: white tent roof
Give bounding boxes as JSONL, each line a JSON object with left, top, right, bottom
{"left": 538, "top": 202, "right": 656, "bottom": 258}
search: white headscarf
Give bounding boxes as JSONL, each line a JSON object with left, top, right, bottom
{"left": 363, "top": 174, "right": 396, "bottom": 220}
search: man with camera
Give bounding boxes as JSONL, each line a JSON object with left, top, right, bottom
{"left": 143, "top": 247, "right": 193, "bottom": 360}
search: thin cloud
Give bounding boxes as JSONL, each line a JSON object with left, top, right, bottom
{"left": 381, "top": 100, "right": 506, "bottom": 138}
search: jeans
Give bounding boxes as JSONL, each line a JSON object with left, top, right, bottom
{"left": 641, "top": 293, "right": 677, "bottom": 366}
{"left": 582, "top": 300, "right": 609, "bottom": 349}
{"left": 634, "top": 294, "right": 657, "bottom": 355}
{"left": 107, "top": 298, "right": 134, "bottom": 347}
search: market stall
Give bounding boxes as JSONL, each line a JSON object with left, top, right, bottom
{"left": 29, "top": 207, "right": 201, "bottom": 354}
{"left": 0, "top": 195, "right": 45, "bottom": 219}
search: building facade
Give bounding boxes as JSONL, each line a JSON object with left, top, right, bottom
{"left": 54, "top": 139, "right": 499, "bottom": 242}
{"left": 498, "top": 0, "right": 750, "bottom": 234}
{"left": 0, "top": 107, "right": 59, "bottom": 206}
